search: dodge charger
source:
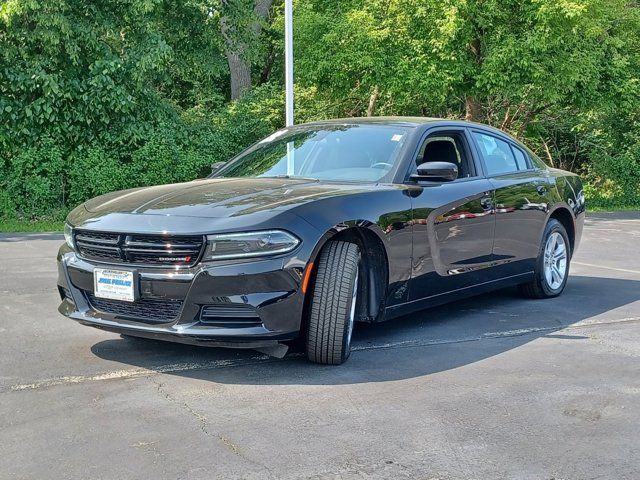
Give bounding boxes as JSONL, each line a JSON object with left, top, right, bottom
{"left": 57, "top": 117, "right": 585, "bottom": 364}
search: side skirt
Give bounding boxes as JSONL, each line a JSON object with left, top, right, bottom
{"left": 384, "top": 271, "right": 534, "bottom": 321}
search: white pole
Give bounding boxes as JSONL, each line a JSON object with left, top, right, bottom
{"left": 284, "top": 0, "right": 294, "bottom": 127}
{"left": 286, "top": 141, "right": 295, "bottom": 176}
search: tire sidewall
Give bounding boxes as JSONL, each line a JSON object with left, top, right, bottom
{"left": 305, "top": 241, "right": 362, "bottom": 365}
{"left": 338, "top": 253, "right": 362, "bottom": 363}
{"left": 538, "top": 220, "right": 571, "bottom": 297}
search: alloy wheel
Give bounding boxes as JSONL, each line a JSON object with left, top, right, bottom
{"left": 543, "top": 232, "right": 567, "bottom": 290}
{"left": 346, "top": 269, "right": 359, "bottom": 347}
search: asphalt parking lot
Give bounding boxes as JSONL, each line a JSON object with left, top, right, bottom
{"left": 1, "top": 212, "right": 639, "bottom": 479}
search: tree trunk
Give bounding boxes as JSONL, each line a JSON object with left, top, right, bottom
{"left": 366, "top": 85, "right": 380, "bottom": 117}
{"left": 226, "top": 50, "right": 252, "bottom": 100}
{"left": 221, "top": 0, "right": 273, "bottom": 101}
{"left": 253, "top": 0, "right": 272, "bottom": 21}
{"left": 465, "top": 34, "right": 483, "bottom": 122}
{"left": 465, "top": 95, "right": 482, "bottom": 122}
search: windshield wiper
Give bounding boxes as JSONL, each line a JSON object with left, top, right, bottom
{"left": 262, "top": 175, "right": 319, "bottom": 181}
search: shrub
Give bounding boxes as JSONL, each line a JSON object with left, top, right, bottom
{"left": 0, "top": 85, "right": 291, "bottom": 222}
{"left": 67, "top": 146, "right": 130, "bottom": 206}
{"left": 585, "top": 130, "right": 640, "bottom": 209}
{"left": 1, "top": 137, "right": 67, "bottom": 218}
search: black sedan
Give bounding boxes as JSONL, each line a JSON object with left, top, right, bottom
{"left": 57, "top": 117, "right": 585, "bottom": 364}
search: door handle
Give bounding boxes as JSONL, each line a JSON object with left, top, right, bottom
{"left": 536, "top": 185, "right": 548, "bottom": 196}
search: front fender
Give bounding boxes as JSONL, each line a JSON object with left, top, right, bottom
{"left": 292, "top": 188, "right": 414, "bottom": 306}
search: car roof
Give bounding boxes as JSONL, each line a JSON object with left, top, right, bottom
{"left": 297, "top": 116, "right": 441, "bottom": 128}
{"left": 295, "top": 116, "right": 509, "bottom": 134}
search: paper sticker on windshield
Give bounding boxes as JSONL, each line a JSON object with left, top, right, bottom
{"left": 391, "top": 134, "right": 403, "bottom": 142}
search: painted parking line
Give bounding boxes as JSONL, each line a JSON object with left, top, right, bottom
{"left": 5, "top": 316, "right": 640, "bottom": 394}
{"left": 7, "top": 356, "right": 273, "bottom": 392}
{"left": 573, "top": 261, "right": 640, "bottom": 276}
{"left": 353, "top": 316, "right": 640, "bottom": 352}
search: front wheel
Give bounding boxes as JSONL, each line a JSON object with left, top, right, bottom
{"left": 519, "top": 219, "right": 571, "bottom": 298}
{"left": 305, "top": 241, "right": 360, "bottom": 365}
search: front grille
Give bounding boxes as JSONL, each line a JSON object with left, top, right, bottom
{"left": 74, "top": 230, "right": 205, "bottom": 267}
{"left": 86, "top": 293, "right": 183, "bottom": 324}
{"left": 200, "top": 303, "right": 262, "bottom": 327}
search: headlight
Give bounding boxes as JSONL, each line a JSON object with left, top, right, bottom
{"left": 204, "top": 230, "right": 300, "bottom": 260}
{"left": 64, "top": 223, "right": 75, "bottom": 250}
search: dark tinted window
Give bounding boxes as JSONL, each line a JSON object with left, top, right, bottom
{"left": 472, "top": 132, "right": 521, "bottom": 176}
{"left": 512, "top": 146, "right": 529, "bottom": 170}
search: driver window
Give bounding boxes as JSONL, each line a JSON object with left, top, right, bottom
{"left": 414, "top": 132, "right": 474, "bottom": 179}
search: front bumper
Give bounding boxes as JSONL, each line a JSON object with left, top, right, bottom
{"left": 57, "top": 246, "right": 306, "bottom": 348}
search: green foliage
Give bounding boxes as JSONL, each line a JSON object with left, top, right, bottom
{"left": 67, "top": 146, "right": 129, "bottom": 206}
{"left": 0, "top": 0, "right": 176, "bottom": 153}
{"left": 584, "top": 127, "right": 640, "bottom": 209}
{"left": 0, "top": 0, "right": 638, "bottom": 224}
{"left": 0, "top": 83, "right": 287, "bottom": 220}
{"left": 3, "top": 137, "right": 67, "bottom": 217}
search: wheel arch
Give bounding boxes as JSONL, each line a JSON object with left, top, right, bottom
{"left": 305, "top": 222, "right": 390, "bottom": 324}
{"left": 548, "top": 206, "right": 576, "bottom": 255}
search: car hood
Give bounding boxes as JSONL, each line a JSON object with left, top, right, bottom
{"left": 80, "top": 177, "right": 375, "bottom": 217}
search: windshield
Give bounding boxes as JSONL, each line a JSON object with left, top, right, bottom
{"left": 215, "top": 124, "right": 411, "bottom": 182}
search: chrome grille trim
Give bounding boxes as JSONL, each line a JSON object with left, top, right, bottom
{"left": 74, "top": 230, "right": 206, "bottom": 268}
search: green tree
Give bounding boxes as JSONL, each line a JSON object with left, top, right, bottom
{"left": 293, "top": 0, "right": 638, "bottom": 128}
{"left": 1, "top": 0, "right": 639, "bottom": 223}
{"left": 0, "top": 0, "right": 176, "bottom": 154}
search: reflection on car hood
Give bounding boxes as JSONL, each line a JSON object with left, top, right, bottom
{"left": 80, "top": 177, "right": 372, "bottom": 218}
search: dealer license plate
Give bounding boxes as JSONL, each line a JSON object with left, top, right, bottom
{"left": 94, "top": 268, "right": 136, "bottom": 302}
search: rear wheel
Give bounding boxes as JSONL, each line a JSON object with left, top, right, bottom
{"left": 305, "top": 241, "right": 361, "bottom": 365}
{"left": 519, "top": 219, "right": 571, "bottom": 298}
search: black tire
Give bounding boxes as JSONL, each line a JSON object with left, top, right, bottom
{"left": 519, "top": 219, "right": 571, "bottom": 299}
{"left": 306, "top": 241, "right": 361, "bottom": 365}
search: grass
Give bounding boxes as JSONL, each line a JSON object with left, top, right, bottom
{"left": 586, "top": 205, "right": 640, "bottom": 212}
{"left": 0, "top": 218, "right": 64, "bottom": 233}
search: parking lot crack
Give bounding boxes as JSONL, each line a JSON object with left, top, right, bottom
{"left": 150, "top": 378, "right": 237, "bottom": 450}
{"left": 148, "top": 378, "right": 274, "bottom": 476}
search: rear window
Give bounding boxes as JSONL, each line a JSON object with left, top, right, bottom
{"left": 512, "top": 146, "right": 530, "bottom": 170}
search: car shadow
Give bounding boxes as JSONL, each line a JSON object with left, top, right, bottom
{"left": 91, "top": 275, "right": 639, "bottom": 385}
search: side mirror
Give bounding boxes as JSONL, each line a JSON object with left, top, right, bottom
{"left": 410, "top": 161, "right": 458, "bottom": 182}
{"left": 211, "top": 162, "right": 226, "bottom": 174}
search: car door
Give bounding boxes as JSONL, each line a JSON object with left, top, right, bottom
{"left": 407, "top": 128, "right": 496, "bottom": 302}
{"left": 469, "top": 129, "right": 551, "bottom": 277}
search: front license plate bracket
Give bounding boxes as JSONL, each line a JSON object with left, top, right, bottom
{"left": 93, "top": 268, "right": 138, "bottom": 302}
